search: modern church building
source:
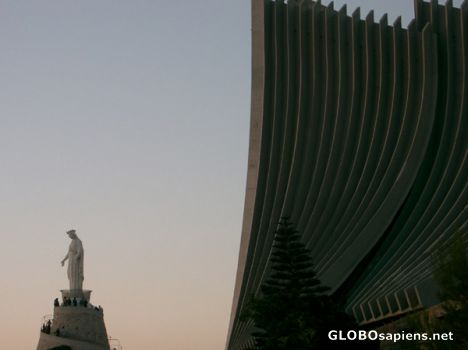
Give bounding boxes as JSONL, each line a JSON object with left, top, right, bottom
{"left": 227, "top": 0, "right": 467, "bottom": 349}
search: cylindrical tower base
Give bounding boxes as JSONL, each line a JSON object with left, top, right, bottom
{"left": 36, "top": 291, "right": 110, "bottom": 350}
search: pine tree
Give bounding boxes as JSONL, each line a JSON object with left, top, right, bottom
{"left": 242, "top": 218, "right": 359, "bottom": 350}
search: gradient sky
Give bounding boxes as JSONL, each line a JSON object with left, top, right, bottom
{"left": 0, "top": 1, "right": 462, "bottom": 349}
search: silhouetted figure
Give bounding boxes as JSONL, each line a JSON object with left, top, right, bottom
{"left": 41, "top": 321, "right": 51, "bottom": 334}
{"left": 54, "top": 328, "right": 60, "bottom": 337}
{"left": 83, "top": 300, "right": 88, "bottom": 307}
{"left": 72, "top": 297, "right": 77, "bottom": 306}
{"left": 54, "top": 298, "right": 59, "bottom": 307}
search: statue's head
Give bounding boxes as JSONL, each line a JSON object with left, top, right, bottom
{"left": 66, "top": 229, "right": 77, "bottom": 239}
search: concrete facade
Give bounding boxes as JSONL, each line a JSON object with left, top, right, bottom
{"left": 227, "top": 0, "right": 468, "bottom": 349}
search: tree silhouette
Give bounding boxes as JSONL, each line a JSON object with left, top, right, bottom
{"left": 429, "top": 231, "right": 467, "bottom": 349}
{"left": 401, "top": 231, "right": 468, "bottom": 350}
{"left": 242, "top": 218, "right": 363, "bottom": 349}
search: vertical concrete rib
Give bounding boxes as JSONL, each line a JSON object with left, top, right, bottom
{"left": 321, "top": 18, "right": 439, "bottom": 288}
{"left": 320, "top": 13, "right": 392, "bottom": 257}
{"left": 280, "top": 0, "right": 311, "bottom": 216}
{"left": 314, "top": 10, "right": 385, "bottom": 264}
{"left": 350, "top": 1, "right": 461, "bottom": 301}
{"left": 251, "top": 0, "right": 304, "bottom": 298}
{"left": 337, "top": 16, "right": 408, "bottom": 305}
{"left": 289, "top": 2, "right": 326, "bottom": 222}
{"left": 226, "top": 0, "right": 266, "bottom": 347}
{"left": 300, "top": 5, "right": 352, "bottom": 251}
{"left": 312, "top": 10, "right": 380, "bottom": 265}
{"left": 346, "top": 2, "right": 466, "bottom": 308}
{"left": 318, "top": 19, "right": 419, "bottom": 273}
{"left": 295, "top": 3, "right": 337, "bottom": 238}
{"left": 306, "top": 7, "right": 357, "bottom": 245}
{"left": 236, "top": 0, "right": 286, "bottom": 313}
{"left": 304, "top": 7, "right": 365, "bottom": 254}
{"left": 345, "top": 22, "right": 440, "bottom": 309}
{"left": 316, "top": 13, "right": 388, "bottom": 259}
{"left": 299, "top": 2, "right": 343, "bottom": 248}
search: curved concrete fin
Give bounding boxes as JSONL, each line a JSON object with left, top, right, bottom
{"left": 430, "top": 0, "right": 439, "bottom": 28}
{"left": 304, "top": 0, "right": 314, "bottom": 9}
{"left": 414, "top": 0, "right": 424, "bottom": 29}
{"left": 352, "top": 7, "right": 361, "bottom": 20}
{"left": 407, "top": 19, "right": 417, "bottom": 32}
{"left": 393, "top": 16, "right": 402, "bottom": 30}
{"left": 339, "top": 4, "right": 347, "bottom": 16}
{"left": 380, "top": 13, "right": 388, "bottom": 27}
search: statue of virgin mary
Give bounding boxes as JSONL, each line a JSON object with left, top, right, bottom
{"left": 61, "top": 229, "right": 84, "bottom": 291}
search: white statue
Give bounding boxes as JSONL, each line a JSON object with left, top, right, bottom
{"left": 61, "top": 230, "right": 84, "bottom": 291}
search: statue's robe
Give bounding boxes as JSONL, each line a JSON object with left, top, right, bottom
{"left": 68, "top": 238, "right": 84, "bottom": 290}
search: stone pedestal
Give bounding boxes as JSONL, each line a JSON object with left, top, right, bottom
{"left": 36, "top": 290, "right": 110, "bottom": 350}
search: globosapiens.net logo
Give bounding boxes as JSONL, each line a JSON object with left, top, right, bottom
{"left": 328, "top": 330, "right": 454, "bottom": 343}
